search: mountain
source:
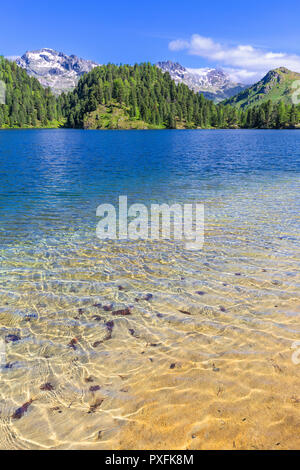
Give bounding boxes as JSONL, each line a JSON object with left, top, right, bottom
{"left": 15, "top": 52, "right": 247, "bottom": 101}
{"left": 223, "top": 67, "right": 300, "bottom": 108}
{"left": 2, "top": 57, "right": 299, "bottom": 130}
{"left": 0, "top": 56, "right": 62, "bottom": 128}
{"left": 59, "top": 63, "right": 238, "bottom": 129}
{"left": 16, "top": 48, "right": 98, "bottom": 95}
{"left": 156, "top": 61, "right": 247, "bottom": 103}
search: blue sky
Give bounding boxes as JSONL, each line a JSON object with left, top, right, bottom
{"left": 2, "top": 0, "right": 300, "bottom": 83}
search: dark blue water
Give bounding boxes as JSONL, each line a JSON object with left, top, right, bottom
{"left": 0, "top": 129, "right": 300, "bottom": 247}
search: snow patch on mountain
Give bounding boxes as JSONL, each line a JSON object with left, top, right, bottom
{"left": 156, "top": 61, "right": 248, "bottom": 102}
{"left": 16, "top": 48, "right": 99, "bottom": 95}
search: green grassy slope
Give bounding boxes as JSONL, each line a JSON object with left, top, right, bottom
{"left": 83, "top": 102, "right": 165, "bottom": 129}
{"left": 59, "top": 63, "right": 230, "bottom": 130}
{"left": 223, "top": 67, "right": 300, "bottom": 109}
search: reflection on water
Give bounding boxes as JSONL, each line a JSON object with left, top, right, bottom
{"left": 0, "top": 130, "right": 300, "bottom": 449}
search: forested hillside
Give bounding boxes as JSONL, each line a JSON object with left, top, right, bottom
{"left": 58, "top": 63, "right": 245, "bottom": 129}
{"left": 223, "top": 67, "right": 300, "bottom": 109}
{"left": 1, "top": 58, "right": 300, "bottom": 130}
{"left": 0, "top": 56, "right": 62, "bottom": 128}
{"left": 58, "top": 63, "right": 300, "bottom": 129}
{"left": 239, "top": 100, "right": 300, "bottom": 128}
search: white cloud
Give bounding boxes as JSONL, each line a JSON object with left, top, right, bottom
{"left": 222, "top": 68, "right": 263, "bottom": 84}
{"left": 169, "top": 34, "right": 300, "bottom": 83}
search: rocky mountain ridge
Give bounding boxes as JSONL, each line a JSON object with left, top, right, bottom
{"left": 156, "top": 60, "right": 247, "bottom": 102}
{"left": 223, "top": 67, "right": 300, "bottom": 108}
{"left": 16, "top": 48, "right": 98, "bottom": 95}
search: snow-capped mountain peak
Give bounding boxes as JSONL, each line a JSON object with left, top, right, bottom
{"left": 156, "top": 61, "right": 247, "bottom": 102}
{"left": 16, "top": 48, "right": 99, "bottom": 94}
{"left": 15, "top": 52, "right": 247, "bottom": 101}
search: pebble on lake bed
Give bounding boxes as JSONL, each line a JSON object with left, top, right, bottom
{"left": 179, "top": 309, "right": 192, "bottom": 315}
{"left": 68, "top": 338, "right": 78, "bottom": 350}
{"left": 51, "top": 406, "right": 62, "bottom": 413}
{"left": 112, "top": 307, "right": 131, "bottom": 316}
{"left": 85, "top": 376, "right": 94, "bottom": 383}
{"left": 88, "top": 398, "right": 104, "bottom": 413}
{"left": 40, "top": 383, "right": 55, "bottom": 391}
{"left": 92, "top": 315, "right": 102, "bottom": 321}
{"left": 89, "top": 385, "right": 101, "bottom": 392}
{"left": 5, "top": 334, "right": 21, "bottom": 343}
{"left": 12, "top": 399, "right": 33, "bottom": 420}
{"left": 103, "top": 304, "right": 113, "bottom": 311}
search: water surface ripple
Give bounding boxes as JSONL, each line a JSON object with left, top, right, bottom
{"left": 0, "top": 130, "right": 300, "bottom": 449}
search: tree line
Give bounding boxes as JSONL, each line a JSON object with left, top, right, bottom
{"left": 57, "top": 63, "right": 300, "bottom": 129}
{"left": 0, "top": 56, "right": 61, "bottom": 128}
{"left": 1, "top": 58, "right": 300, "bottom": 129}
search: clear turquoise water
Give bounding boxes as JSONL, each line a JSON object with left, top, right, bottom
{"left": 0, "top": 129, "right": 299, "bottom": 245}
{"left": 0, "top": 129, "right": 300, "bottom": 449}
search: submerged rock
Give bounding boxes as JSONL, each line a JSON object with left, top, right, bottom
{"left": 5, "top": 334, "right": 21, "bottom": 343}
{"left": 112, "top": 308, "right": 131, "bottom": 316}
{"left": 93, "top": 320, "right": 115, "bottom": 347}
{"left": 179, "top": 309, "right": 192, "bottom": 315}
{"left": 68, "top": 338, "right": 78, "bottom": 350}
{"left": 92, "top": 315, "right": 102, "bottom": 321}
{"left": 85, "top": 376, "right": 94, "bottom": 383}
{"left": 103, "top": 304, "right": 113, "bottom": 312}
{"left": 196, "top": 291, "right": 206, "bottom": 296}
{"left": 88, "top": 398, "right": 104, "bottom": 413}
{"left": 40, "top": 383, "right": 54, "bottom": 391}
{"left": 12, "top": 399, "right": 33, "bottom": 420}
{"left": 89, "top": 385, "right": 101, "bottom": 392}
{"left": 106, "top": 320, "right": 114, "bottom": 332}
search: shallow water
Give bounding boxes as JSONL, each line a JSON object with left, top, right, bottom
{"left": 0, "top": 129, "right": 300, "bottom": 449}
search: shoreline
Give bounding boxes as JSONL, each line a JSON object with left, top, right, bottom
{"left": 1, "top": 126, "right": 300, "bottom": 131}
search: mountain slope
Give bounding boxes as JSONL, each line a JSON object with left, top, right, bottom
{"left": 223, "top": 67, "right": 300, "bottom": 108}
{"left": 0, "top": 56, "right": 62, "bottom": 128}
{"left": 2, "top": 57, "right": 299, "bottom": 130}
{"left": 59, "top": 63, "right": 238, "bottom": 129}
{"left": 16, "top": 48, "right": 98, "bottom": 95}
{"left": 156, "top": 61, "right": 247, "bottom": 102}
